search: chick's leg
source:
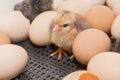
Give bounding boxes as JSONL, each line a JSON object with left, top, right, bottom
{"left": 50, "top": 48, "right": 67, "bottom": 59}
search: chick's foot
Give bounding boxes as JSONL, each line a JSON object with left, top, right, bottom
{"left": 50, "top": 48, "right": 67, "bottom": 59}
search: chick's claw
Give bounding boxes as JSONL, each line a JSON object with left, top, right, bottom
{"left": 50, "top": 48, "right": 67, "bottom": 59}
{"left": 70, "top": 55, "right": 74, "bottom": 59}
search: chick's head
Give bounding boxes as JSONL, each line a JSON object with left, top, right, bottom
{"left": 53, "top": 11, "right": 76, "bottom": 33}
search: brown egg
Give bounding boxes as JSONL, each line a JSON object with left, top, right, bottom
{"left": 72, "top": 28, "right": 111, "bottom": 65}
{"left": 84, "top": 5, "right": 115, "bottom": 33}
{"left": 0, "top": 31, "right": 11, "bottom": 44}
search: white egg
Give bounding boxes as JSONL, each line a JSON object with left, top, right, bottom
{"left": 29, "top": 11, "right": 58, "bottom": 46}
{"left": 0, "top": 11, "right": 30, "bottom": 42}
{"left": 106, "top": 0, "right": 114, "bottom": 8}
{"left": 56, "top": 0, "right": 105, "bottom": 16}
{"left": 0, "top": 44, "right": 28, "bottom": 80}
{"left": 0, "top": 0, "right": 23, "bottom": 16}
{"left": 111, "top": 15, "right": 120, "bottom": 39}
{"left": 106, "top": 0, "right": 120, "bottom": 15}
{"left": 87, "top": 52, "right": 120, "bottom": 80}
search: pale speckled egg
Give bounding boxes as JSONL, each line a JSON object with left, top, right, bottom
{"left": 85, "top": 5, "right": 115, "bottom": 33}
{"left": 111, "top": 15, "right": 120, "bottom": 39}
{"left": 63, "top": 70, "right": 99, "bottom": 80}
{"left": 0, "top": 31, "right": 11, "bottom": 44}
{"left": 106, "top": 0, "right": 120, "bottom": 15}
{"left": 0, "top": 11, "right": 30, "bottom": 42}
{"left": 0, "top": 44, "right": 28, "bottom": 80}
{"left": 72, "top": 28, "right": 111, "bottom": 65}
{"left": 29, "top": 11, "right": 58, "bottom": 46}
{"left": 87, "top": 52, "right": 120, "bottom": 80}
{"left": 56, "top": 0, "right": 105, "bottom": 16}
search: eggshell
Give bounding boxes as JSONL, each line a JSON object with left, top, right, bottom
{"left": 106, "top": 0, "right": 120, "bottom": 15}
{"left": 72, "top": 28, "right": 111, "bottom": 65}
{"left": 0, "top": 0, "right": 23, "bottom": 16}
{"left": 87, "top": 52, "right": 120, "bottom": 80}
{"left": 0, "top": 31, "right": 11, "bottom": 44}
{"left": 56, "top": 0, "right": 105, "bottom": 16}
{"left": 85, "top": 5, "right": 115, "bottom": 32}
{"left": 0, "top": 11, "right": 30, "bottom": 42}
{"left": 29, "top": 11, "right": 58, "bottom": 46}
{"left": 63, "top": 70, "right": 99, "bottom": 80}
{"left": 111, "top": 15, "right": 120, "bottom": 39}
{"left": 63, "top": 70, "right": 87, "bottom": 80}
{"left": 0, "top": 44, "right": 28, "bottom": 80}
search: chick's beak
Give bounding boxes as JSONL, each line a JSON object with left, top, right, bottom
{"left": 53, "top": 25, "right": 61, "bottom": 32}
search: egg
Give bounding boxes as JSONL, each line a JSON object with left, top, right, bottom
{"left": 85, "top": 5, "right": 115, "bottom": 33}
{"left": 106, "top": 0, "right": 115, "bottom": 8}
{"left": 0, "top": 31, "right": 11, "bottom": 44}
{"left": 106, "top": 0, "right": 120, "bottom": 15}
{"left": 56, "top": 0, "right": 105, "bottom": 16}
{"left": 62, "top": 70, "right": 99, "bottom": 80}
{"left": 72, "top": 28, "right": 111, "bottom": 65}
{"left": 87, "top": 52, "right": 120, "bottom": 80}
{"left": 111, "top": 15, "right": 120, "bottom": 39}
{"left": 0, "top": 44, "right": 28, "bottom": 80}
{"left": 0, "top": 11, "right": 30, "bottom": 42}
{"left": 29, "top": 11, "right": 58, "bottom": 46}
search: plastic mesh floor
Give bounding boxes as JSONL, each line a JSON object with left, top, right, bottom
{"left": 13, "top": 39, "right": 86, "bottom": 80}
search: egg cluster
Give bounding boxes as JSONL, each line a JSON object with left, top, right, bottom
{"left": 0, "top": 11, "right": 29, "bottom": 80}
{"left": 56, "top": 0, "right": 120, "bottom": 80}
{"left": 0, "top": 0, "right": 120, "bottom": 80}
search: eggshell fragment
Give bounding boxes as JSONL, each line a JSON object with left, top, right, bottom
{"left": 0, "top": 31, "right": 11, "bottom": 44}
{"left": 85, "top": 5, "right": 115, "bottom": 32}
{"left": 72, "top": 29, "right": 111, "bottom": 65}
{"left": 62, "top": 70, "right": 99, "bottom": 80}
{"left": 87, "top": 52, "right": 120, "bottom": 80}
{"left": 106, "top": 0, "right": 120, "bottom": 15}
{"left": 0, "top": 11, "right": 30, "bottom": 42}
{"left": 56, "top": 0, "right": 105, "bottom": 16}
{"left": 0, "top": 44, "right": 28, "bottom": 80}
{"left": 111, "top": 15, "right": 120, "bottom": 39}
{"left": 29, "top": 11, "right": 58, "bottom": 46}
{"left": 63, "top": 70, "right": 87, "bottom": 80}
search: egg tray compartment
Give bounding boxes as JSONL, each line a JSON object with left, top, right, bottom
{"left": 12, "top": 39, "right": 86, "bottom": 80}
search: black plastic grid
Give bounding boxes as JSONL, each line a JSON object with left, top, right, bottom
{"left": 13, "top": 39, "right": 86, "bottom": 80}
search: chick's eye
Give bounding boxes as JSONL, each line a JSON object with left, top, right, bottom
{"left": 63, "top": 24, "right": 69, "bottom": 28}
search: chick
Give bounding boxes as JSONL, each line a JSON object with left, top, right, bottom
{"left": 14, "top": 0, "right": 66, "bottom": 22}
{"left": 50, "top": 11, "right": 91, "bottom": 59}
{"left": 14, "top": 0, "right": 53, "bottom": 21}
